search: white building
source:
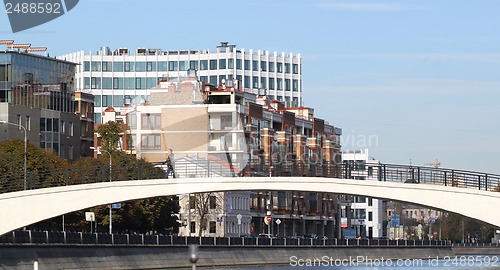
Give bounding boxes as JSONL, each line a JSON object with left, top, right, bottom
{"left": 58, "top": 42, "right": 303, "bottom": 124}
{"left": 341, "top": 149, "right": 383, "bottom": 238}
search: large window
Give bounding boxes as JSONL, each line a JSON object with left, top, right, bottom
{"left": 277, "top": 62, "right": 283, "bottom": 73}
{"left": 244, "top": 60, "right": 250, "bottom": 70}
{"left": 141, "top": 113, "right": 161, "bottom": 129}
{"left": 268, "top": 62, "right": 275, "bottom": 72}
{"left": 135, "top": 62, "right": 146, "bottom": 72}
{"left": 261, "top": 61, "right": 267, "bottom": 71}
{"left": 189, "top": 60, "right": 198, "bottom": 70}
{"left": 236, "top": 59, "right": 242, "bottom": 70}
{"left": 91, "top": 77, "right": 101, "bottom": 89}
{"left": 200, "top": 60, "right": 208, "bottom": 70}
{"left": 141, "top": 134, "right": 161, "bottom": 149}
{"left": 252, "top": 60, "right": 258, "bottom": 71}
{"left": 285, "top": 63, "right": 291, "bottom": 73}
{"left": 113, "top": 62, "right": 124, "bottom": 72}
{"left": 102, "top": 62, "right": 111, "bottom": 72}
{"left": 293, "top": 64, "right": 299, "bottom": 74}
{"left": 292, "top": 79, "right": 298, "bottom": 92}
{"left": 220, "top": 114, "right": 232, "bottom": 130}
{"left": 147, "top": 62, "right": 156, "bottom": 71}
{"left": 219, "top": 59, "right": 226, "bottom": 69}
{"left": 269, "top": 78, "right": 275, "bottom": 90}
{"left": 179, "top": 61, "right": 188, "bottom": 71}
{"left": 158, "top": 62, "right": 168, "bottom": 71}
{"left": 210, "top": 196, "right": 217, "bottom": 209}
{"left": 209, "top": 60, "right": 217, "bottom": 70}
{"left": 91, "top": 62, "right": 101, "bottom": 71}
{"left": 169, "top": 61, "right": 178, "bottom": 71}
{"left": 209, "top": 221, "right": 216, "bottom": 234}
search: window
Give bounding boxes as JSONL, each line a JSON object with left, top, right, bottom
{"left": 135, "top": 78, "right": 141, "bottom": 89}
{"left": 25, "top": 115, "right": 31, "bottom": 131}
{"left": 277, "top": 78, "right": 283, "bottom": 90}
{"left": 368, "top": 198, "right": 373, "bottom": 206}
{"left": 236, "top": 59, "right": 242, "bottom": 69}
{"left": 209, "top": 76, "right": 217, "bottom": 85}
{"left": 277, "top": 62, "right": 283, "bottom": 73}
{"left": 269, "top": 78, "right": 275, "bottom": 90}
{"left": 16, "top": 114, "right": 21, "bottom": 129}
{"left": 70, "top": 122, "right": 74, "bottom": 136}
{"left": 84, "top": 77, "right": 90, "bottom": 89}
{"left": 169, "top": 61, "right": 178, "bottom": 71}
{"left": 179, "top": 61, "right": 188, "bottom": 71}
{"left": 244, "top": 76, "right": 250, "bottom": 88}
{"left": 293, "top": 64, "right": 299, "bottom": 74}
{"left": 113, "top": 62, "right": 124, "bottom": 72}
{"left": 220, "top": 114, "right": 232, "bottom": 130}
{"left": 141, "top": 134, "right": 161, "bottom": 149}
{"left": 209, "top": 221, "right": 216, "bottom": 234}
{"left": 135, "top": 62, "right": 146, "bottom": 72}
{"left": 285, "top": 79, "right": 290, "bottom": 91}
{"left": 261, "top": 61, "right": 267, "bottom": 71}
{"left": 61, "top": 120, "right": 65, "bottom": 134}
{"left": 252, "top": 60, "right": 258, "bottom": 71}
{"left": 221, "top": 134, "right": 232, "bottom": 148}
{"left": 190, "top": 222, "right": 196, "bottom": 234}
{"left": 91, "top": 62, "right": 101, "bottom": 71}
{"left": 91, "top": 77, "right": 101, "bottom": 89}
{"left": 228, "top": 59, "right": 234, "bottom": 69}
{"left": 83, "top": 61, "right": 90, "bottom": 71}
{"left": 189, "top": 60, "right": 198, "bottom": 70}
{"left": 209, "top": 60, "right": 217, "bottom": 70}
{"left": 252, "top": 76, "right": 259, "bottom": 88}
{"left": 200, "top": 76, "right": 208, "bottom": 83}
{"left": 268, "top": 62, "right": 275, "bottom": 72}
{"left": 189, "top": 196, "right": 196, "bottom": 209}
{"left": 219, "top": 59, "right": 226, "bottom": 69}
{"left": 158, "top": 62, "right": 168, "bottom": 71}
{"left": 292, "top": 79, "right": 298, "bottom": 92}
{"left": 141, "top": 113, "right": 161, "bottom": 129}
{"left": 368, "top": 212, "right": 373, "bottom": 221}
{"left": 102, "top": 77, "right": 112, "bottom": 89}
{"left": 244, "top": 60, "right": 250, "bottom": 70}
{"left": 124, "top": 78, "right": 134, "bottom": 89}
{"left": 285, "top": 63, "right": 291, "bottom": 73}
{"left": 113, "top": 77, "right": 123, "bottom": 89}
{"left": 146, "top": 62, "right": 156, "bottom": 71}
{"left": 200, "top": 60, "right": 208, "bottom": 70}
{"left": 260, "top": 77, "right": 266, "bottom": 89}
{"left": 124, "top": 62, "right": 133, "bottom": 72}
{"left": 210, "top": 196, "right": 217, "bottom": 209}
{"left": 102, "top": 62, "right": 111, "bottom": 72}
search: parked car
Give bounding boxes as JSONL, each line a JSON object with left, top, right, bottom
{"left": 258, "top": 233, "right": 276, "bottom": 239}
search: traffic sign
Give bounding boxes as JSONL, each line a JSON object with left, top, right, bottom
{"left": 264, "top": 215, "right": 271, "bottom": 225}
{"left": 275, "top": 219, "right": 281, "bottom": 225}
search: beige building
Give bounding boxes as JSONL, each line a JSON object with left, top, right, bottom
{"left": 120, "top": 74, "right": 343, "bottom": 238}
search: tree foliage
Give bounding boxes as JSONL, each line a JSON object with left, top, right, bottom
{"left": 440, "top": 213, "right": 495, "bottom": 243}
{"left": 97, "top": 121, "right": 123, "bottom": 152}
{"left": 0, "top": 139, "right": 179, "bottom": 234}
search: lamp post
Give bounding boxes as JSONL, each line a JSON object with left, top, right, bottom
{"left": 0, "top": 120, "right": 27, "bottom": 190}
{"left": 90, "top": 146, "right": 113, "bottom": 234}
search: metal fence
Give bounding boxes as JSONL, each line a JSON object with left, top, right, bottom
{"left": 1, "top": 162, "right": 499, "bottom": 195}
{"left": 0, "top": 230, "right": 451, "bottom": 247}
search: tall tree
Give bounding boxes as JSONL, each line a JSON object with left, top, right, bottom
{"left": 96, "top": 121, "right": 123, "bottom": 152}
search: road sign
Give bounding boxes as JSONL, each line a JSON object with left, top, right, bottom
{"left": 275, "top": 219, "right": 281, "bottom": 225}
{"left": 85, "top": 212, "right": 95, "bottom": 222}
{"left": 217, "top": 217, "right": 223, "bottom": 223}
{"left": 264, "top": 215, "right": 271, "bottom": 225}
{"left": 429, "top": 217, "right": 436, "bottom": 223}
{"left": 111, "top": 203, "right": 121, "bottom": 209}
{"left": 341, "top": 217, "right": 348, "bottom": 228}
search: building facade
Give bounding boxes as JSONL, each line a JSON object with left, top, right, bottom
{"left": 341, "top": 149, "right": 383, "bottom": 238}
{"left": 58, "top": 42, "right": 303, "bottom": 124}
{"left": 0, "top": 46, "right": 85, "bottom": 160}
{"left": 111, "top": 75, "right": 342, "bottom": 238}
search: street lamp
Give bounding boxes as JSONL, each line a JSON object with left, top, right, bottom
{"left": 90, "top": 146, "right": 113, "bottom": 234}
{"left": 0, "top": 120, "right": 27, "bottom": 190}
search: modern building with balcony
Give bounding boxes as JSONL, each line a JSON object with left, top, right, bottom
{"left": 341, "top": 149, "right": 383, "bottom": 238}
{"left": 112, "top": 74, "right": 342, "bottom": 238}
{"left": 58, "top": 42, "right": 303, "bottom": 125}
{"left": 0, "top": 41, "right": 87, "bottom": 160}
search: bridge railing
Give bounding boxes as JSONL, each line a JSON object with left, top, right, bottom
{"left": 1, "top": 162, "right": 499, "bottom": 194}
{"left": 0, "top": 230, "right": 452, "bottom": 247}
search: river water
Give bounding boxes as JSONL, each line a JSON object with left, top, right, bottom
{"left": 221, "top": 255, "right": 500, "bottom": 269}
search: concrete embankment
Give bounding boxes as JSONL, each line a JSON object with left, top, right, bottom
{"left": 453, "top": 246, "right": 500, "bottom": 255}
{"left": 0, "top": 245, "right": 454, "bottom": 270}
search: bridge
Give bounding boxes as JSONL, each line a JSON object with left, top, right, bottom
{"left": 0, "top": 163, "right": 499, "bottom": 235}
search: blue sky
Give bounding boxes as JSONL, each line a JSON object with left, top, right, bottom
{"left": 2, "top": 0, "right": 500, "bottom": 173}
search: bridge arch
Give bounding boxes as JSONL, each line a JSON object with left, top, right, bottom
{"left": 1, "top": 177, "right": 499, "bottom": 235}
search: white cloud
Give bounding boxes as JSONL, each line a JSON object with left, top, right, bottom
{"left": 313, "top": 2, "right": 417, "bottom": 11}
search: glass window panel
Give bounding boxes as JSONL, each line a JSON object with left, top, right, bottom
{"left": 146, "top": 62, "right": 156, "bottom": 71}
{"left": 285, "top": 63, "right": 291, "bottom": 73}
{"left": 244, "top": 60, "right": 250, "bottom": 70}
{"left": 252, "top": 60, "right": 258, "bottom": 71}
{"left": 236, "top": 59, "right": 242, "bottom": 69}
{"left": 91, "top": 62, "right": 101, "bottom": 71}
{"left": 179, "top": 61, "right": 188, "bottom": 71}
{"left": 113, "top": 62, "right": 123, "bottom": 72}
{"left": 83, "top": 61, "right": 90, "bottom": 71}
{"left": 209, "top": 60, "right": 217, "bottom": 70}
{"left": 219, "top": 59, "right": 226, "bottom": 69}
{"left": 261, "top": 61, "right": 267, "bottom": 71}
{"left": 169, "top": 61, "right": 178, "bottom": 71}
{"left": 102, "top": 77, "right": 112, "bottom": 89}
{"left": 135, "top": 62, "right": 146, "bottom": 72}
{"left": 189, "top": 60, "right": 198, "bottom": 70}
{"left": 228, "top": 59, "right": 234, "bottom": 69}
{"left": 158, "top": 61, "right": 168, "bottom": 71}
{"left": 113, "top": 77, "right": 123, "bottom": 89}
{"left": 269, "top": 62, "right": 275, "bottom": 72}
{"left": 200, "top": 60, "right": 208, "bottom": 70}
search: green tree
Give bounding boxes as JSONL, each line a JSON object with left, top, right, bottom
{"left": 96, "top": 121, "right": 123, "bottom": 152}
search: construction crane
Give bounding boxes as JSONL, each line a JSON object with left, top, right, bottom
{"left": 425, "top": 159, "right": 441, "bottom": 168}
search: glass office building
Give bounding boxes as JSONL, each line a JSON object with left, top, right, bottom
{"left": 0, "top": 50, "right": 81, "bottom": 159}
{"left": 59, "top": 42, "right": 302, "bottom": 124}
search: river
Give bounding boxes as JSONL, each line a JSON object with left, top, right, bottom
{"left": 222, "top": 255, "right": 500, "bottom": 269}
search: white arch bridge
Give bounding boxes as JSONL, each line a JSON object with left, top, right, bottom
{"left": 0, "top": 175, "right": 499, "bottom": 236}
